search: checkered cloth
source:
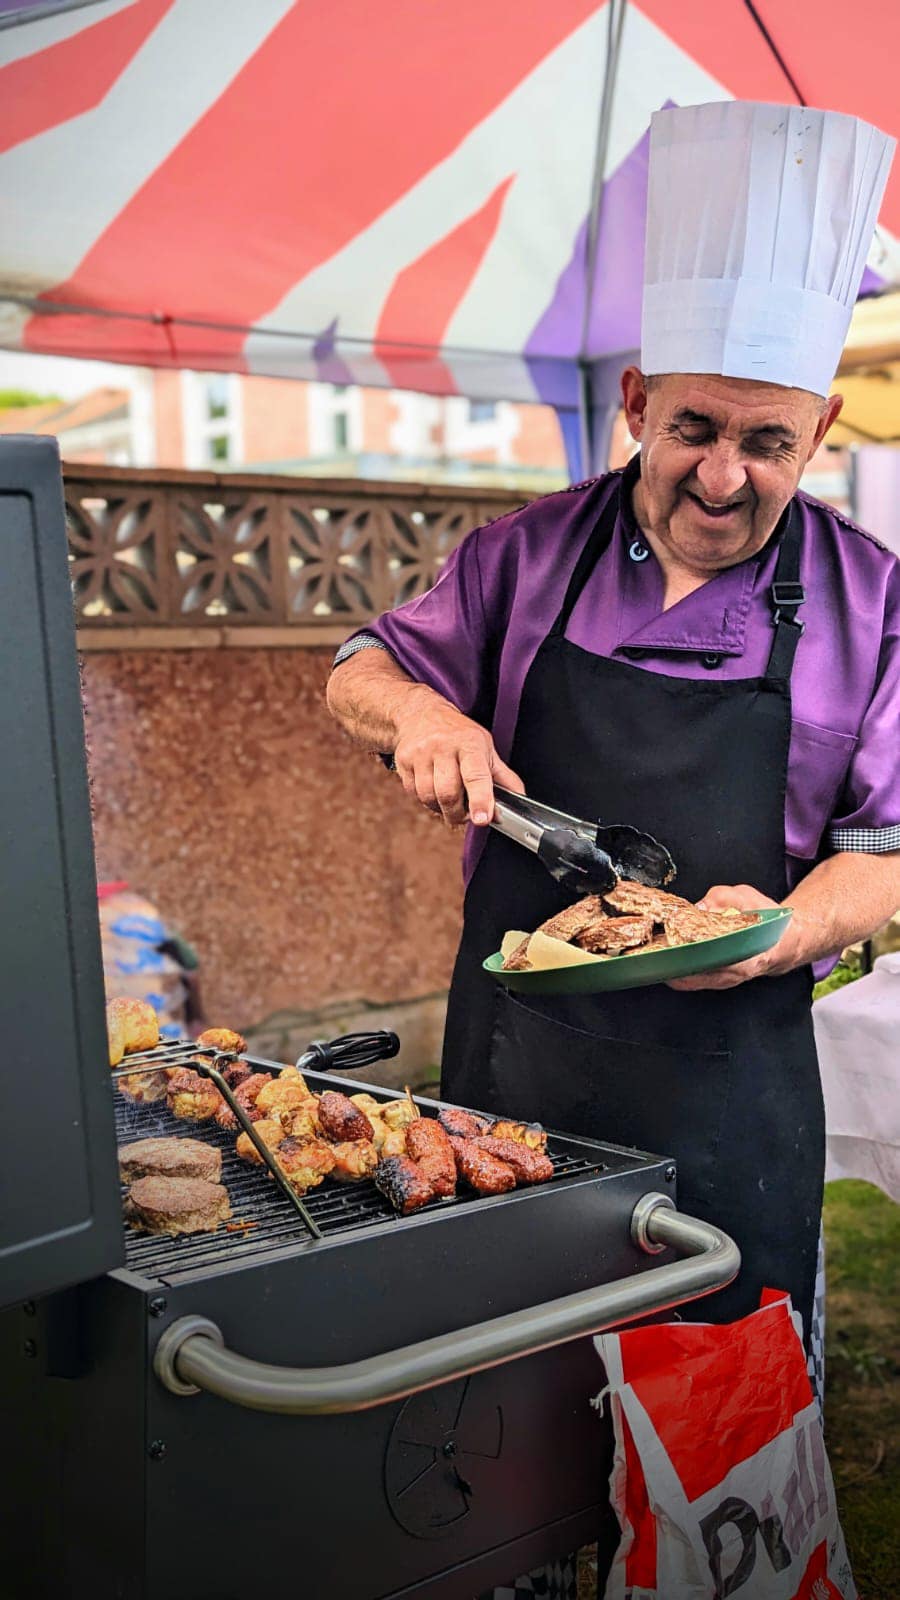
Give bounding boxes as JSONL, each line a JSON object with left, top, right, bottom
{"left": 480, "top": 1555, "right": 579, "bottom": 1600}
{"left": 807, "top": 1222, "right": 826, "bottom": 1417}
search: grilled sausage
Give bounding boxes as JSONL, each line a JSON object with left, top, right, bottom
{"left": 406, "top": 1119, "right": 457, "bottom": 1197}
{"left": 317, "top": 1091, "right": 374, "bottom": 1143}
{"left": 449, "top": 1136, "right": 516, "bottom": 1195}
{"left": 437, "top": 1107, "right": 491, "bottom": 1139}
{"left": 374, "top": 1156, "right": 435, "bottom": 1215}
{"left": 472, "top": 1136, "right": 554, "bottom": 1184}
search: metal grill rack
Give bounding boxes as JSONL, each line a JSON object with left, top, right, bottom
{"left": 114, "top": 1055, "right": 607, "bottom": 1285}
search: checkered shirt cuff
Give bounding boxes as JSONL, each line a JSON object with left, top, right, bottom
{"left": 332, "top": 632, "right": 388, "bottom": 668}
{"left": 827, "top": 823, "right": 900, "bottom": 854}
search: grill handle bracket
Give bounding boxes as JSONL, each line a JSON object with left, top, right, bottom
{"left": 153, "top": 1196, "right": 739, "bottom": 1415}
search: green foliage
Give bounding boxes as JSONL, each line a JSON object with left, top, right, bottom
{"left": 0, "top": 389, "right": 61, "bottom": 410}
{"left": 813, "top": 951, "right": 864, "bottom": 1001}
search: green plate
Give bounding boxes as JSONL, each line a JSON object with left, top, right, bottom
{"left": 483, "top": 907, "right": 792, "bottom": 994}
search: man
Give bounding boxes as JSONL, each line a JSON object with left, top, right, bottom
{"left": 328, "top": 102, "right": 900, "bottom": 1355}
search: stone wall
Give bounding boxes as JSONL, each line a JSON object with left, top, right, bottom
{"left": 83, "top": 647, "right": 464, "bottom": 1052}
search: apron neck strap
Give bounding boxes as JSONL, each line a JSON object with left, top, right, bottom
{"left": 765, "top": 498, "right": 805, "bottom": 681}
{"left": 550, "top": 457, "right": 637, "bottom": 638}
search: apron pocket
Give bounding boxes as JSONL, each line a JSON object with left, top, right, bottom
{"left": 487, "top": 989, "right": 733, "bottom": 1206}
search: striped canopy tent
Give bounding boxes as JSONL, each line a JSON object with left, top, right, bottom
{"left": 2, "top": 0, "right": 900, "bottom": 476}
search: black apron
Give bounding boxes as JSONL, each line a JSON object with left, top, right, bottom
{"left": 442, "top": 459, "right": 824, "bottom": 1345}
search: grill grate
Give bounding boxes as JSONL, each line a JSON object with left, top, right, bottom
{"left": 114, "top": 1058, "right": 606, "bottom": 1284}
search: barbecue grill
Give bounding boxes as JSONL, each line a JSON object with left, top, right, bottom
{"left": 0, "top": 438, "right": 740, "bottom": 1600}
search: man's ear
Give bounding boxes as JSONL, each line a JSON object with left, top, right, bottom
{"left": 810, "top": 392, "right": 844, "bottom": 456}
{"left": 621, "top": 367, "right": 649, "bottom": 442}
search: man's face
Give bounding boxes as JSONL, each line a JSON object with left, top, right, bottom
{"left": 620, "top": 370, "right": 843, "bottom": 573}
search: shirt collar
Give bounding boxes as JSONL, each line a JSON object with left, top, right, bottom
{"left": 613, "top": 456, "right": 789, "bottom": 657}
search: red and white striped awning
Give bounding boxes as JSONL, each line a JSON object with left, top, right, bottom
{"left": 2, "top": 0, "right": 899, "bottom": 414}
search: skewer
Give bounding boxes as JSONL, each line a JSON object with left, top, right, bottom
{"left": 404, "top": 1084, "right": 421, "bottom": 1119}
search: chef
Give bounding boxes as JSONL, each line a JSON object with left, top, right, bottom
{"left": 327, "top": 101, "right": 900, "bottom": 1355}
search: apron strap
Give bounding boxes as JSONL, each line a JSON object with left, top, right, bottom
{"left": 765, "top": 498, "right": 805, "bottom": 681}
{"left": 550, "top": 457, "right": 638, "bottom": 639}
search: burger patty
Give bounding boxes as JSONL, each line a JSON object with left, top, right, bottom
{"left": 118, "top": 1136, "right": 222, "bottom": 1185}
{"left": 124, "top": 1176, "right": 231, "bottom": 1235}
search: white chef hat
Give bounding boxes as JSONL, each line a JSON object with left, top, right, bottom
{"left": 641, "top": 101, "right": 896, "bottom": 395}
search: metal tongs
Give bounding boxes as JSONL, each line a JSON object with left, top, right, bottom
{"left": 491, "top": 786, "right": 676, "bottom": 897}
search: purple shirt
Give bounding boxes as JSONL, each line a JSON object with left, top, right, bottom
{"left": 343, "top": 472, "right": 900, "bottom": 893}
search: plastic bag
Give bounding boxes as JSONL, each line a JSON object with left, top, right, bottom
{"left": 594, "top": 1293, "right": 855, "bottom": 1600}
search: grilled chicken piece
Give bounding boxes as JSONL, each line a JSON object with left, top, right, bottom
{"left": 276, "top": 1137, "right": 336, "bottom": 1193}
{"left": 214, "top": 1071, "right": 272, "bottom": 1131}
{"left": 106, "top": 997, "right": 160, "bottom": 1064}
{"left": 380, "top": 1126, "right": 408, "bottom": 1158}
{"left": 472, "top": 1136, "right": 554, "bottom": 1184}
{"left": 117, "top": 1069, "right": 169, "bottom": 1105}
{"left": 277, "top": 1102, "right": 320, "bottom": 1141}
{"left": 437, "top": 1107, "right": 491, "bottom": 1140}
{"left": 167, "top": 1067, "right": 222, "bottom": 1121}
{"left": 255, "top": 1072, "right": 314, "bottom": 1123}
{"left": 381, "top": 1099, "right": 418, "bottom": 1133}
{"left": 222, "top": 1059, "right": 253, "bottom": 1090}
{"left": 195, "top": 1027, "right": 247, "bottom": 1054}
{"left": 374, "top": 1156, "right": 436, "bottom": 1216}
{"left": 450, "top": 1137, "right": 516, "bottom": 1195}
{"left": 329, "top": 1139, "right": 379, "bottom": 1182}
{"left": 488, "top": 1119, "right": 548, "bottom": 1153}
{"left": 350, "top": 1093, "right": 384, "bottom": 1118}
{"left": 406, "top": 1119, "right": 457, "bottom": 1198}
{"left": 124, "top": 1176, "right": 230, "bottom": 1235}
{"left": 119, "top": 1136, "right": 222, "bottom": 1185}
{"left": 317, "top": 1091, "right": 374, "bottom": 1143}
{"left": 235, "top": 1117, "right": 286, "bottom": 1164}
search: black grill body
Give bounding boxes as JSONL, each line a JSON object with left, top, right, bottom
{"left": 1, "top": 1066, "right": 675, "bottom": 1600}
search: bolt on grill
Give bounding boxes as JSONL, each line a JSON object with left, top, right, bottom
{"left": 113, "top": 1046, "right": 607, "bottom": 1284}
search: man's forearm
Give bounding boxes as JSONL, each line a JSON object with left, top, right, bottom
{"left": 780, "top": 850, "right": 900, "bottom": 969}
{"left": 326, "top": 650, "right": 454, "bottom": 753}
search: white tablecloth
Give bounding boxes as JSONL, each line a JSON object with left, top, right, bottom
{"left": 814, "top": 952, "right": 900, "bottom": 1203}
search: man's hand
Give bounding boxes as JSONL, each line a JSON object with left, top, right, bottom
{"left": 394, "top": 692, "right": 524, "bottom": 826}
{"left": 667, "top": 883, "right": 800, "bottom": 990}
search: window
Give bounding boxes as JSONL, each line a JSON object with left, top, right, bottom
{"left": 468, "top": 400, "right": 497, "bottom": 423}
{"left": 181, "top": 372, "right": 243, "bottom": 469}
{"left": 205, "top": 376, "right": 230, "bottom": 421}
{"left": 332, "top": 412, "right": 349, "bottom": 452}
{"left": 208, "top": 434, "right": 230, "bottom": 462}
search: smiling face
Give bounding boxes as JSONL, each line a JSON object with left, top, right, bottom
{"left": 621, "top": 370, "right": 843, "bottom": 576}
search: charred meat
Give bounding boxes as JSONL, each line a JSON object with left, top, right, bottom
{"left": 374, "top": 1156, "right": 436, "bottom": 1215}
{"left": 437, "top": 1107, "right": 491, "bottom": 1139}
{"left": 214, "top": 1071, "right": 272, "bottom": 1131}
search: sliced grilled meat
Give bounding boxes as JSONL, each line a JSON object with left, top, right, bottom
{"left": 437, "top": 1107, "right": 491, "bottom": 1139}
{"left": 374, "top": 1156, "right": 436, "bottom": 1215}
{"left": 124, "top": 1176, "right": 230, "bottom": 1235}
{"left": 575, "top": 913, "right": 655, "bottom": 954}
{"left": 214, "top": 1071, "right": 272, "bottom": 1131}
{"left": 450, "top": 1136, "right": 516, "bottom": 1196}
{"left": 317, "top": 1090, "right": 374, "bottom": 1143}
{"left": 329, "top": 1139, "right": 379, "bottom": 1182}
{"left": 488, "top": 1119, "right": 548, "bottom": 1152}
{"left": 472, "top": 1136, "right": 553, "bottom": 1184}
{"left": 406, "top": 1119, "right": 456, "bottom": 1197}
{"left": 118, "top": 1137, "right": 221, "bottom": 1185}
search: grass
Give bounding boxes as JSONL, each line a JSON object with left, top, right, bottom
{"left": 577, "top": 1180, "right": 899, "bottom": 1598}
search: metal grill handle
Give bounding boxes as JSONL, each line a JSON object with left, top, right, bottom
{"left": 153, "top": 1196, "right": 739, "bottom": 1415}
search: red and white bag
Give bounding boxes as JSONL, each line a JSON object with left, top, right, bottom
{"left": 594, "top": 1293, "right": 855, "bottom": 1600}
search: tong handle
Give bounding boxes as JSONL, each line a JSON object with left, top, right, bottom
{"left": 297, "top": 1031, "right": 401, "bottom": 1076}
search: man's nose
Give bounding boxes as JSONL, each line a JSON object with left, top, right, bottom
{"left": 693, "top": 446, "right": 747, "bottom": 503}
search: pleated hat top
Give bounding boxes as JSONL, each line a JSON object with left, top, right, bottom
{"left": 641, "top": 100, "right": 895, "bottom": 395}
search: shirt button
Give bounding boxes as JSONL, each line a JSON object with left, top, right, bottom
{"left": 629, "top": 539, "right": 649, "bottom": 563}
{"left": 701, "top": 653, "right": 721, "bottom": 669}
